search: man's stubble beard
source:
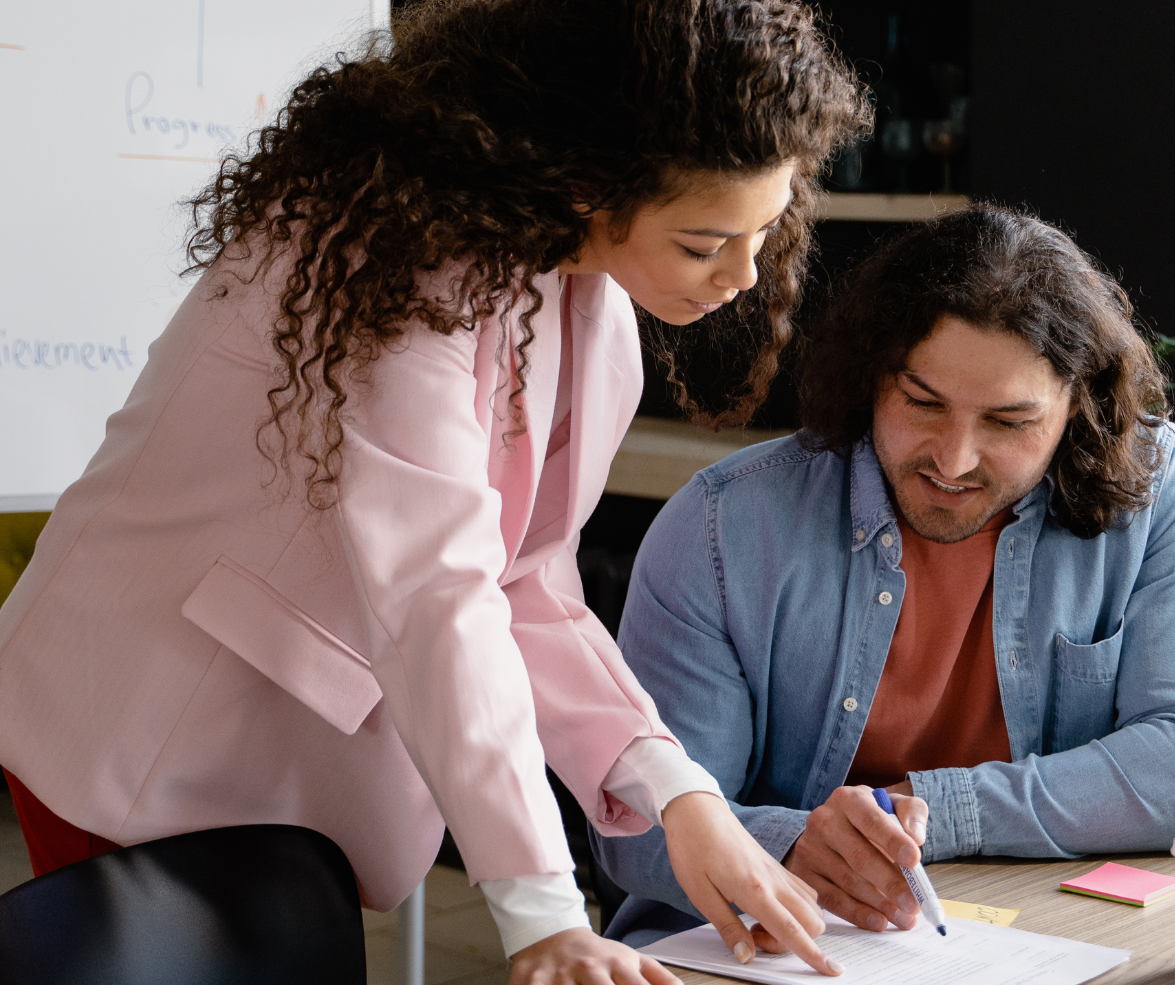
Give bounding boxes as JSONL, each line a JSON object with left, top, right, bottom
{"left": 890, "top": 473, "right": 1010, "bottom": 543}
{"left": 875, "top": 451, "right": 1044, "bottom": 545}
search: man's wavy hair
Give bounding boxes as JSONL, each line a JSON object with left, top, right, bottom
{"left": 185, "top": 0, "right": 869, "bottom": 507}
{"left": 798, "top": 204, "right": 1168, "bottom": 539}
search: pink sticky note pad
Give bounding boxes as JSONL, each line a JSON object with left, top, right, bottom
{"left": 1060, "top": 862, "right": 1175, "bottom": 906}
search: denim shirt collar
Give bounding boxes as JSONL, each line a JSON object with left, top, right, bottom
{"left": 848, "top": 437, "right": 896, "bottom": 552}
{"left": 848, "top": 434, "right": 1054, "bottom": 553}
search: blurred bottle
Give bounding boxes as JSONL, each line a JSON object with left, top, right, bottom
{"left": 876, "top": 13, "right": 924, "bottom": 192}
{"left": 874, "top": 13, "right": 905, "bottom": 120}
{"left": 922, "top": 63, "right": 968, "bottom": 192}
{"left": 827, "top": 138, "right": 870, "bottom": 192}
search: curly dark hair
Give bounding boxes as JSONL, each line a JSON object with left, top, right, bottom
{"left": 185, "top": 0, "right": 868, "bottom": 506}
{"left": 797, "top": 203, "right": 1168, "bottom": 539}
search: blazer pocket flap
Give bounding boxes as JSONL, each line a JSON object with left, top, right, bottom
{"left": 182, "top": 556, "right": 382, "bottom": 734}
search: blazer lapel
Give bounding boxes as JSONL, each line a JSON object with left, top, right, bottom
{"left": 493, "top": 271, "right": 562, "bottom": 573}
{"left": 563, "top": 274, "right": 642, "bottom": 541}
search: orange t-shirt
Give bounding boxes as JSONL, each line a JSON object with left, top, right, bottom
{"left": 846, "top": 509, "right": 1014, "bottom": 789}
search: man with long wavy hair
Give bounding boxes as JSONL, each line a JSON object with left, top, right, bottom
{"left": 592, "top": 204, "right": 1175, "bottom": 946}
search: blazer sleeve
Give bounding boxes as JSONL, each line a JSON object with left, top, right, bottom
{"left": 590, "top": 476, "right": 808, "bottom": 917}
{"left": 503, "top": 539, "right": 680, "bottom": 838}
{"left": 333, "top": 320, "right": 572, "bottom": 885}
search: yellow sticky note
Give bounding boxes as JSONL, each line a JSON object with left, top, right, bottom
{"left": 939, "top": 899, "right": 1020, "bottom": 926}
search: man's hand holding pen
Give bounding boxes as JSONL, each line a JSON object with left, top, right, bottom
{"left": 782, "top": 784, "right": 930, "bottom": 933}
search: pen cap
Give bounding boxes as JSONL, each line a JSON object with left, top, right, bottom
{"left": 872, "top": 788, "right": 896, "bottom": 815}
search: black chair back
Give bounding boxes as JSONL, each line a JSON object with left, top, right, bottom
{"left": 0, "top": 824, "right": 366, "bottom": 985}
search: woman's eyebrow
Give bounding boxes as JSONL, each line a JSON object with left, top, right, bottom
{"left": 672, "top": 210, "right": 787, "bottom": 239}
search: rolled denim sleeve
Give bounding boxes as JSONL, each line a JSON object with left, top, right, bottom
{"left": 589, "top": 476, "right": 807, "bottom": 917}
{"left": 912, "top": 442, "right": 1175, "bottom": 862}
{"left": 906, "top": 768, "right": 982, "bottom": 861}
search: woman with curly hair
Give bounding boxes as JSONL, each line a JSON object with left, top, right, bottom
{"left": 0, "top": 0, "right": 866, "bottom": 978}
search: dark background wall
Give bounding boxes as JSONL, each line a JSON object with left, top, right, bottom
{"left": 970, "top": 1, "right": 1175, "bottom": 336}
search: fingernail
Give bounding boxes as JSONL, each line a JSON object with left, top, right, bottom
{"left": 734, "top": 941, "right": 754, "bottom": 964}
{"left": 912, "top": 821, "right": 926, "bottom": 842}
{"left": 900, "top": 892, "right": 919, "bottom": 913}
{"left": 827, "top": 959, "right": 846, "bottom": 975}
{"left": 898, "top": 846, "right": 919, "bottom": 868}
{"left": 867, "top": 913, "right": 886, "bottom": 932}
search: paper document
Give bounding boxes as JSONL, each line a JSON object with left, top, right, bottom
{"left": 639, "top": 912, "right": 1129, "bottom": 985}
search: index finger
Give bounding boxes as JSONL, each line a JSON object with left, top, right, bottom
{"left": 747, "top": 893, "right": 844, "bottom": 977}
{"left": 688, "top": 876, "right": 839, "bottom": 975}
{"left": 843, "top": 793, "right": 921, "bottom": 869}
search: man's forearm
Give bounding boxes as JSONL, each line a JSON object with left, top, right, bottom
{"left": 910, "top": 717, "right": 1175, "bottom": 862}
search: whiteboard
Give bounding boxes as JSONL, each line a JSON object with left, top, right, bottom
{"left": 0, "top": 0, "right": 386, "bottom": 511}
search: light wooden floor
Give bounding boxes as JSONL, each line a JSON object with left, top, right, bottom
{"left": 0, "top": 788, "right": 599, "bottom": 985}
{"left": 365, "top": 866, "right": 511, "bottom": 985}
{"left": 0, "top": 789, "right": 33, "bottom": 898}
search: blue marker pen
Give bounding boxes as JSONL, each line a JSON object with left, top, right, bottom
{"left": 871, "top": 788, "right": 947, "bottom": 937}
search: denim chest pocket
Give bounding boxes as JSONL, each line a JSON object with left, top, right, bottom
{"left": 1051, "top": 621, "right": 1124, "bottom": 751}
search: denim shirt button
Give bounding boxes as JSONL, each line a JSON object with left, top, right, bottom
{"left": 843, "top": 697, "right": 859, "bottom": 712}
{"left": 881, "top": 533, "right": 894, "bottom": 548}
{"left": 856, "top": 528, "right": 866, "bottom": 542}
{"left": 878, "top": 591, "right": 893, "bottom": 605}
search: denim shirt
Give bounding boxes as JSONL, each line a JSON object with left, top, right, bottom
{"left": 592, "top": 427, "right": 1175, "bottom": 937}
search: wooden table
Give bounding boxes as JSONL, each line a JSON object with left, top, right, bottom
{"left": 669, "top": 853, "right": 1175, "bottom": 985}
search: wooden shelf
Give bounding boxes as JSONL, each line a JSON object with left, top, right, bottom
{"left": 605, "top": 416, "right": 792, "bottom": 501}
{"left": 818, "top": 192, "right": 969, "bottom": 223}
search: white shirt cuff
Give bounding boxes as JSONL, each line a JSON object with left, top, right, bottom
{"left": 481, "top": 871, "right": 591, "bottom": 957}
{"left": 600, "top": 735, "right": 725, "bottom": 826}
{"left": 479, "top": 740, "right": 722, "bottom": 956}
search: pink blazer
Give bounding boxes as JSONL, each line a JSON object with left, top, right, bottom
{"left": 0, "top": 251, "right": 674, "bottom": 909}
